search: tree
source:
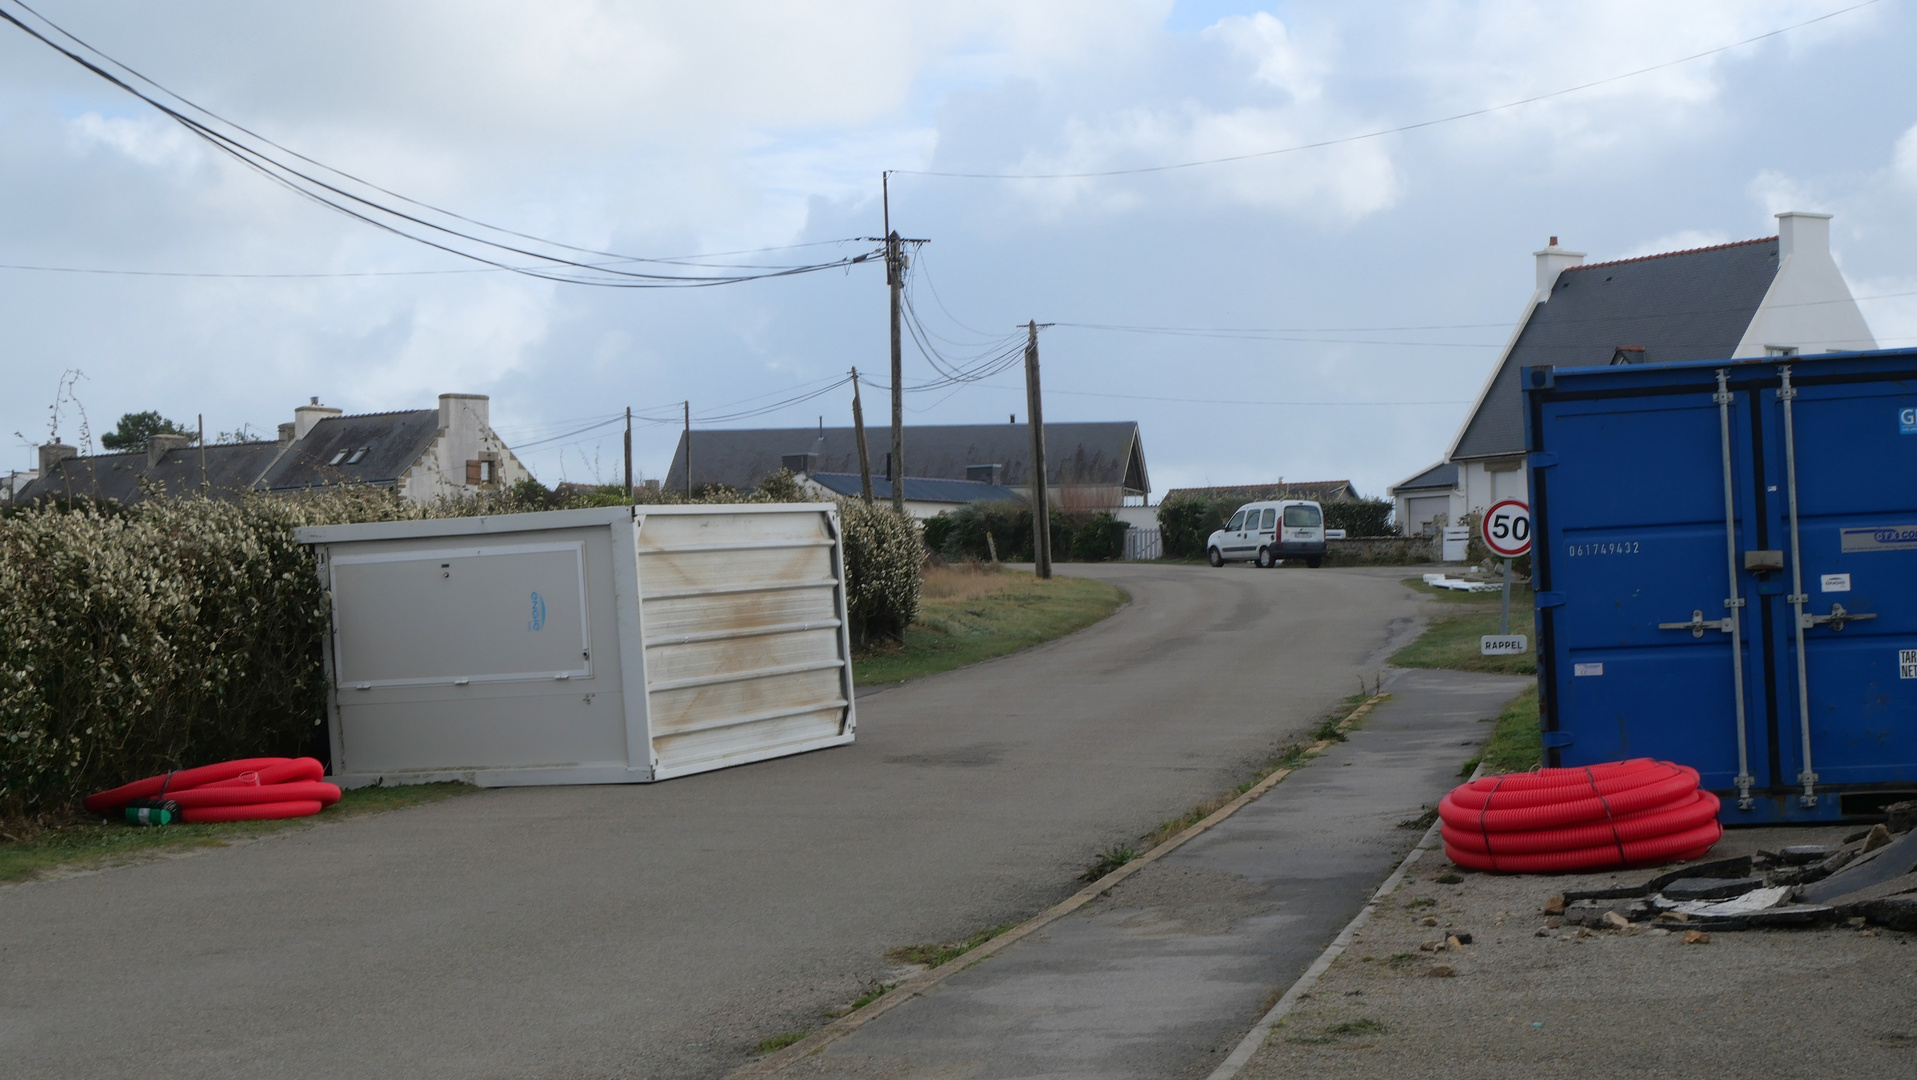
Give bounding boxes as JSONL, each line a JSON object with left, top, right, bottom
{"left": 99, "top": 411, "right": 196, "bottom": 451}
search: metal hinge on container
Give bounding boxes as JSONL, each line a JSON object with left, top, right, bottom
{"left": 1541, "top": 731, "right": 1576, "bottom": 748}
{"left": 1527, "top": 451, "right": 1559, "bottom": 470}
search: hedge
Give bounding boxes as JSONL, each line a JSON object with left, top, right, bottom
{"left": 925, "top": 501, "right": 1129, "bottom": 563}
{"left": 0, "top": 472, "right": 922, "bottom": 819}
{"left": 1158, "top": 494, "right": 1395, "bottom": 558}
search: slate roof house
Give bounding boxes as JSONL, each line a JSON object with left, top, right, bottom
{"left": 19, "top": 393, "right": 530, "bottom": 506}
{"left": 1390, "top": 212, "right": 1876, "bottom": 536}
{"left": 665, "top": 421, "right": 1149, "bottom": 519}
{"left": 1160, "top": 480, "right": 1357, "bottom": 505}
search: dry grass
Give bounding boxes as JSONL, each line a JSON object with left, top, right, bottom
{"left": 919, "top": 559, "right": 1012, "bottom": 600}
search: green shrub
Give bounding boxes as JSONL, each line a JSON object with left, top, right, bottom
{"left": 1157, "top": 495, "right": 1232, "bottom": 558}
{"left": 938, "top": 500, "right": 1034, "bottom": 561}
{"left": 1068, "top": 512, "right": 1128, "bottom": 562}
{"left": 836, "top": 499, "right": 922, "bottom": 644}
{"left": 921, "top": 512, "right": 954, "bottom": 556}
{"left": 1321, "top": 497, "right": 1394, "bottom": 537}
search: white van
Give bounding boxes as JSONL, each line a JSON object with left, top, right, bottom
{"left": 1206, "top": 500, "right": 1327, "bottom": 568}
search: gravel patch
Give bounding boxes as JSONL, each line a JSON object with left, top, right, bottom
{"left": 1238, "top": 825, "right": 1917, "bottom": 1080}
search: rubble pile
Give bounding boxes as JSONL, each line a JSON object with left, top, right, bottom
{"left": 1539, "top": 805, "right": 1917, "bottom": 934}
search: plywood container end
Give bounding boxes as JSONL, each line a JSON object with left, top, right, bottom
{"left": 296, "top": 504, "right": 857, "bottom": 787}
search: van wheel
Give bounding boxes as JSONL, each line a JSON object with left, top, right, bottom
{"left": 1207, "top": 547, "right": 1224, "bottom": 567}
{"left": 1255, "top": 547, "right": 1274, "bottom": 568}
{"left": 1306, "top": 556, "right": 1323, "bottom": 568}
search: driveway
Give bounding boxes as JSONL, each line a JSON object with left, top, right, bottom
{"left": 0, "top": 563, "right": 1428, "bottom": 1079}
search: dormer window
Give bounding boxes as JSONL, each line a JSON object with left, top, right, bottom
{"left": 347, "top": 446, "right": 369, "bottom": 464}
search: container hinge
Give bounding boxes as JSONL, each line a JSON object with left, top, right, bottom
{"left": 1733, "top": 772, "right": 1755, "bottom": 810}
{"left": 1540, "top": 731, "right": 1575, "bottom": 748}
{"left": 1527, "top": 451, "right": 1559, "bottom": 469}
{"left": 1800, "top": 603, "right": 1876, "bottom": 632}
{"left": 1723, "top": 597, "right": 1745, "bottom": 609}
{"left": 1712, "top": 389, "right": 1733, "bottom": 405}
{"left": 1534, "top": 591, "right": 1566, "bottom": 608}
{"left": 1657, "top": 610, "right": 1733, "bottom": 638}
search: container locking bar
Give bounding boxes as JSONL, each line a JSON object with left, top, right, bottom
{"left": 1657, "top": 609, "right": 1734, "bottom": 638}
{"left": 1777, "top": 366, "right": 1818, "bottom": 807}
{"left": 1713, "top": 369, "right": 1755, "bottom": 808}
{"left": 1801, "top": 602, "right": 1876, "bottom": 632}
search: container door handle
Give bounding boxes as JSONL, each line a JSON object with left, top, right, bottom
{"left": 1800, "top": 602, "right": 1876, "bottom": 632}
{"left": 1657, "top": 609, "right": 1733, "bottom": 638}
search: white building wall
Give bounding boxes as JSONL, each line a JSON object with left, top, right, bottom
{"left": 1734, "top": 213, "right": 1877, "bottom": 358}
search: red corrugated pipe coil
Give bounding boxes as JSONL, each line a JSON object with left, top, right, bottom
{"left": 1440, "top": 758, "right": 1721, "bottom": 873}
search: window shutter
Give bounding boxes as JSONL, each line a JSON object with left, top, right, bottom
{"left": 466, "top": 459, "right": 482, "bottom": 484}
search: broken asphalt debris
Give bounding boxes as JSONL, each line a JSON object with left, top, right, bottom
{"left": 1538, "top": 817, "right": 1917, "bottom": 933}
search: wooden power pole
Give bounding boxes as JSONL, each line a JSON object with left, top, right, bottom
{"left": 850, "top": 368, "right": 874, "bottom": 504}
{"left": 682, "top": 400, "right": 691, "bottom": 499}
{"left": 884, "top": 171, "right": 905, "bottom": 513}
{"left": 1024, "top": 320, "right": 1052, "bottom": 580}
{"left": 623, "top": 406, "right": 633, "bottom": 500}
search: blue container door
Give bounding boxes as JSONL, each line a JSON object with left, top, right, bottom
{"left": 1531, "top": 386, "right": 1767, "bottom": 791}
{"left": 1755, "top": 368, "right": 1917, "bottom": 807}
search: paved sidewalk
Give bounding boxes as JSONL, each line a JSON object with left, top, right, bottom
{"left": 760, "top": 668, "right": 1531, "bottom": 1080}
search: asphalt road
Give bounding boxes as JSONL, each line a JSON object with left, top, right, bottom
{"left": 0, "top": 562, "right": 1429, "bottom": 1080}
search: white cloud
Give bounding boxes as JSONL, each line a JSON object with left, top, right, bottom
{"left": 1206, "top": 12, "right": 1324, "bottom": 101}
{"left": 1616, "top": 229, "right": 1733, "bottom": 260}
{"left": 1894, "top": 123, "right": 1917, "bottom": 187}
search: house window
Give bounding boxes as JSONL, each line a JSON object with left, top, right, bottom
{"left": 1765, "top": 346, "right": 1800, "bottom": 357}
{"left": 328, "top": 449, "right": 349, "bottom": 466}
{"left": 346, "top": 446, "right": 369, "bottom": 464}
{"left": 466, "top": 459, "right": 495, "bottom": 485}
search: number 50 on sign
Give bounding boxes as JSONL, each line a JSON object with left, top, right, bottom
{"left": 1481, "top": 499, "right": 1531, "bottom": 558}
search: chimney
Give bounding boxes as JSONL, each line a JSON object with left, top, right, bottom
{"left": 438, "top": 393, "right": 489, "bottom": 433}
{"left": 1534, "top": 237, "right": 1586, "bottom": 298}
{"left": 294, "top": 396, "right": 342, "bottom": 441}
{"left": 781, "top": 452, "right": 817, "bottom": 476}
{"left": 147, "top": 433, "right": 191, "bottom": 469}
{"left": 1776, "top": 211, "right": 1832, "bottom": 260}
{"left": 967, "top": 463, "right": 1003, "bottom": 485}
{"left": 278, "top": 422, "right": 296, "bottom": 445}
{"left": 38, "top": 442, "right": 77, "bottom": 476}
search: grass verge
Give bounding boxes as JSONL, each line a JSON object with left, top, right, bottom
{"left": 0, "top": 781, "right": 476, "bottom": 886}
{"left": 1458, "top": 686, "right": 1542, "bottom": 776}
{"left": 755, "top": 1031, "right": 807, "bottom": 1055}
{"left": 1391, "top": 577, "right": 1536, "bottom": 675}
{"left": 853, "top": 564, "right": 1126, "bottom": 685}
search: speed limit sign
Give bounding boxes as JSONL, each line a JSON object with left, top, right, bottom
{"left": 1481, "top": 499, "right": 1532, "bottom": 558}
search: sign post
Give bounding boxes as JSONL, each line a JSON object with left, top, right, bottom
{"left": 1480, "top": 499, "right": 1532, "bottom": 654}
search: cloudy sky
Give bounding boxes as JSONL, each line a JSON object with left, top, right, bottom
{"left": 3, "top": 0, "right": 1914, "bottom": 498}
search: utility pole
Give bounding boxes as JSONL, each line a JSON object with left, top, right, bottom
{"left": 623, "top": 406, "right": 633, "bottom": 501}
{"left": 1024, "top": 320, "right": 1053, "bottom": 580}
{"left": 197, "top": 413, "right": 206, "bottom": 493}
{"left": 850, "top": 367, "right": 874, "bottom": 504}
{"left": 682, "top": 400, "right": 691, "bottom": 499}
{"left": 884, "top": 171, "right": 904, "bottom": 514}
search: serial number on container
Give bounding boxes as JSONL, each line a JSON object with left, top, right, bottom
{"left": 1565, "top": 541, "right": 1642, "bottom": 557}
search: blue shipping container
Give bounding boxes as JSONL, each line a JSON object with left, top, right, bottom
{"left": 1524, "top": 349, "right": 1917, "bottom": 823}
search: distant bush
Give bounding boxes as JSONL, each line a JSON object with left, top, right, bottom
{"left": 1322, "top": 498, "right": 1394, "bottom": 537}
{"left": 1068, "top": 512, "right": 1128, "bottom": 562}
{"left": 1157, "top": 495, "right": 1233, "bottom": 558}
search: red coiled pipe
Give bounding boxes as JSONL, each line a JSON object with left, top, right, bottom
{"left": 1440, "top": 759, "right": 1722, "bottom": 873}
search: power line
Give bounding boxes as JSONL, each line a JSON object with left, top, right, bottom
{"left": 892, "top": 1, "right": 1881, "bottom": 180}
{"left": 0, "top": 1, "right": 881, "bottom": 287}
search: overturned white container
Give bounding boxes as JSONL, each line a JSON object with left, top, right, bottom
{"left": 295, "top": 504, "right": 856, "bottom": 786}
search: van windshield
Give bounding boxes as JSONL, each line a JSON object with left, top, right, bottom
{"left": 1226, "top": 511, "right": 1245, "bottom": 531}
{"left": 1284, "top": 505, "right": 1322, "bottom": 527}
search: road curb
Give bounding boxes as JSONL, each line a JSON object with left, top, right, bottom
{"left": 726, "top": 691, "right": 1393, "bottom": 1079}
{"left": 1200, "top": 760, "right": 1484, "bottom": 1080}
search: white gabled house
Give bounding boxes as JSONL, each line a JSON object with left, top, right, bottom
{"left": 1391, "top": 212, "right": 1877, "bottom": 535}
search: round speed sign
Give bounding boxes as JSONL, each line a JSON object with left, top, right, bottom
{"left": 1481, "top": 499, "right": 1532, "bottom": 558}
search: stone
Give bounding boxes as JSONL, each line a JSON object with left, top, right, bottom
{"left": 1660, "top": 876, "right": 1768, "bottom": 901}
{"left": 1563, "top": 901, "right": 1605, "bottom": 926}
{"left": 1647, "top": 927, "right": 1670, "bottom": 937}
{"left": 1544, "top": 916, "right": 1562, "bottom": 929}
{"left": 1542, "top": 894, "right": 1566, "bottom": 916}
{"left": 1445, "top": 935, "right": 1464, "bottom": 951}
{"left": 1421, "top": 915, "right": 1439, "bottom": 927}
{"left": 1601, "top": 911, "right": 1630, "bottom": 930}
{"left": 1887, "top": 800, "right": 1917, "bottom": 835}
{"left": 1780, "top": 844, "right": 1838, "bottom": 865}
{"left": 1428, "top": 964, "right": 1456, "bottom": 977}
{"left": 1857, "top": 895, "right": 1917, "bottom": 932}
{"left": 1534, "top": 927, "right": 1551, "bottom": 938}
{"left": 1420, "top": 941, "right": 1440, "bottom": 952}
{"left": 1862, "top": 824, "right": 1892, "bottom": 853}
{"left": 1454, "top": 932, "right": 1474, "bottom": 945}
{"left": 1682, "top": 930, "right": 1711, "bottom": 944}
